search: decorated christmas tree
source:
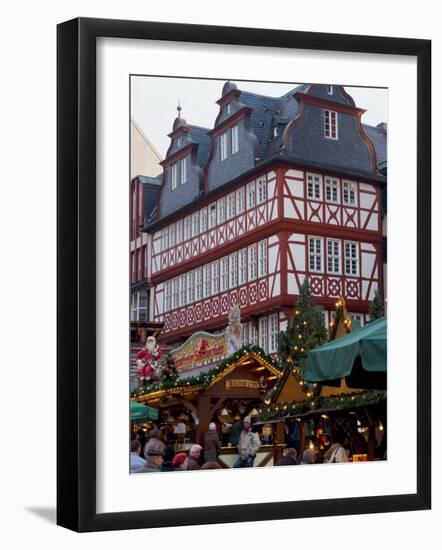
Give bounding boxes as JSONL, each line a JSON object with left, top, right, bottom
{"left": 278, "top": 278, "right": 328, "bottom": 376}
{"left": 368, "top": 289, "right": 384, "bottom": 322}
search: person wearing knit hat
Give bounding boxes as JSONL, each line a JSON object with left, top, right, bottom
{"left": 172, "top": 452, "right": 188, "bottom": 471}
{"left": 233, "top": 416, "right": 261, "bottom": 468}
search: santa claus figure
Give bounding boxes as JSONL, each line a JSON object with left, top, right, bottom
{"left": 136, "top": 336, "right": 163, "bottom": 386}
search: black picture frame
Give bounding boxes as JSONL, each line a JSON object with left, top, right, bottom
{"left": 57, "top": 17, "right": 431, "bottom": 532}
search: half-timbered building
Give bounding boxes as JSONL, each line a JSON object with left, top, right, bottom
{"left": 143, "top": 82, "right": 387, "bottom": 353}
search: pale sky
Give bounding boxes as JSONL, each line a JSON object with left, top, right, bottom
{"left": 131, "top": 75, "right": 388, "bottom": 164}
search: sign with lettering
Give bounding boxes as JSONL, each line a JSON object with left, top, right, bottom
{"left": 225, "top": 379, "right": 260, "bottom": 390}
{"left": 171, "top": 332, "right": 227, "bottom": 372}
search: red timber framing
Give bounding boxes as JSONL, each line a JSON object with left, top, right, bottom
{"left": 148, "top": 163, "right": 384, "bottom": 342}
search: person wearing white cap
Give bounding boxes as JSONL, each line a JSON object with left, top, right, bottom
{"left": 233, "top": 416, "right": 261, "bottom": 468}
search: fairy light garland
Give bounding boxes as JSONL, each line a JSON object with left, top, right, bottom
{"left": 256, "top": 390, "right": 386, "bottom": 422}
{"left": 131, "top": 344, "right": 281, "bottom": 401}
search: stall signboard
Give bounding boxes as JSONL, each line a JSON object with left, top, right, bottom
{"left": 171, "top": 332, "right": 227, "bottom": 372}
{"left": 225, "top": 379, "right": 260, "bottom": 390}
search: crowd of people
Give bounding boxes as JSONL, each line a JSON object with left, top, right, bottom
{"left": 131, "top": 415, "right": 266, "bottom": 473}
{"left": 131, "top": 412, "right": 375, "bottom": 473}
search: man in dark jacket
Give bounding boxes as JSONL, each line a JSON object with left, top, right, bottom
{"left": 204, "top": 423, "right": 221, "bottom": 463}
{"left": 186, "top": 444, "right": 202, "bottom": 470}
{"left": 135, "top": 440, "right": 165, "bottom": 473}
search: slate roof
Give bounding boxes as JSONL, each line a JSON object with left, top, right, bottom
{"left": 362, "top": 123, "right": 387, "bottom": 173}
{"left": 188, "top": 125, "right": 211, "bottom": 167}
{"left": 236, "top": 85, "right": 307, "bottom": 160}
{"left": 146, "top": 83, "right": 387, "bottom": 227}
{"left": 137, "top": 175, "right": 162, "bottom": 220}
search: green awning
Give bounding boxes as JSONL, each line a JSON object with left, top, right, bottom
{"left": 304, "top": 317, "right": 386, "bottom": 385}
{"left": 130, "top": 400, "right": 159, "bottom": 421}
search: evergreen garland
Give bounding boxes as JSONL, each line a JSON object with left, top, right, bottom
{"left": 131, "top": 344, "right": 280, "bottom": 399}
{"left": 256, "top": 389, "right": 386, "bottom": 422}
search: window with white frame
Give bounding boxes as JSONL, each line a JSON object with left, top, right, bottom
{"left": 227, "top": 193, "right": 235, "bottom": 219}
{"left": 343, "top": 180, "right": 357, "bottom": 206}
{"left": 327, "top": 85, "right": 334, "bottom": 95}
{"left": 249, "top": 323, "right": 257, "bottom": 345}
{"left": 131, "top": 290, "right": 148, "bottom": 322}
{"left": 161, "top": 226, "right": 169, "bottom": 250}
{"left": 229, "top": 253, "right": 238, "bottom": 288}
{"left": 247, "top": 181, "right": 256, "bottom": 209}
{"left": 180, "top": 157, "right": 187, "bottom": 184}
{"left": 195, "top": 268, "right": 203, "bottom": 300}
{"left": 220, "top": 132, "right": 228, "bottom": 161}
{"left": 211, "top": 261, "right": 219, "bottom": 295}
{"left": 324, "top": 109, "right": 338, "bottom": 139}
{"left": 169, "top": 223, "right": 176, "bottom": 247}
{"left": 200, "top": 208, "right": 208, "bottom": 233}
{"left": 327, "top": 239, "right": 341, "bottom": 274}
{"left": 325, "top": 177, "right": 339, "bottom": 203}
{"left": 184, "top": 216, "right": 192, "bottom": 240}
{"left": 344, "top": 241, "right": 359, "bottom": 276}
{"left": 172, "top": 278, "right": 179, "bottom": 309}
{"left": 220, "top": 257, "right": 229, "bottom": 291}
{"left": 171, "top": 163, "right": 178, "bottom": 190}
{"left": 192, "top": 212, "right": 199, "bottom": 237}
{"left": 179, "top": 275, "right": 187, "bottom": 307}
{"left": 231, "top": 124, "right": 239, "bottom": 154}
{"left": 176, "top": 220, "right": 183, "bottom": 244}
{"left": 239, "top": 249, "right": 247, "bottom": 285}
{"left": 258, "top": 240, "right": 267, "bottom": 277}
{"left": 208, "top": 203, "right": 217, "bottom": 229}
{"left": 203, "top": 265, "right": 211, "bottom": 298}
{"left": 307, "top": 174, "right": 322, "bottom": 200}
{"left": 257, "top": 176, "right": 267, "bottom": 204}
{"left": 226, "top": 103, "right": 232, "bottom": 115}
{"left": 309, "top": 237, "right": 324, "bottom": 272}
{"left": 217, "top": 198, "right": 226, "bottom": 224}
{"left": 241, "top": 322, "right": 249, "bottom": 346}
{"left": 259, "top": 317, "right": 268, "bottom": 351}
{"left": 349, "top": 313, "right": 364, "bottom": 327}
{"left": 236, "top": 187, "right": 245, "bottom": 214}
{"left": 269, "top": 313, "right": 279, "bottom": 353}
{"left": 248, "top": 244, "right": 257, "bottom": 280}
{"left": 165, "top": 281, "right": 172, "bottom": 312}
{"left": 187, "top": 271, "right": 195, "bottom": 304}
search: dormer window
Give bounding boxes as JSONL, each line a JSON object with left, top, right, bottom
{"left": 176, "top": 136, "right": 181, "bottom": 147}
{"left": 180, "top": 156, "right": 187, "bottom": 184}
{"left": 171, "top": 163, "right": 177, "bottom": 190}
{"left": 226, "top": 103, "right": 232, "bottom": 115}
{"left": 327, "top": 85, "right": 334, "bottom": 95}
{"left": 231, "top": 124, "right": 239, "bottom": 154}
{"left": 220, "top": 132, "right": 228, "bottom": 161}
{"left": 324, "top": 109, "right": 338, "bottom": 140}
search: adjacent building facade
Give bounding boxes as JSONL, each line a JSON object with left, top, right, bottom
{"left": 141, "top": 82, "right": 387, "bottom": 353}
{"left": 130, "top": 118, "right": 163, "bottom": 322}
